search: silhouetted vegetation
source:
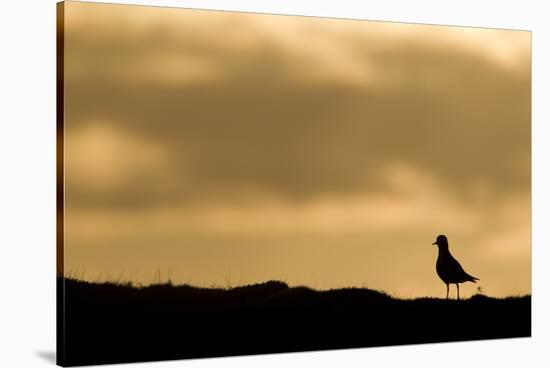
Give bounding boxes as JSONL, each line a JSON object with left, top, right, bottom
{"left": 57, "top": 277, "right": 531, "bottom": 367}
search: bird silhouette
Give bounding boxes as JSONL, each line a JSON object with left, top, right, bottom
{"left": 432, "top": 234, "right": 479, "bottom": 299}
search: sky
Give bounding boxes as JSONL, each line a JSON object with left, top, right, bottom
{"left": 60, "top": 1, "right": 531, "bottom": 298}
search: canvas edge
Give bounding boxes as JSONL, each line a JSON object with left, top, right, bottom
{"left": 56, "top": 1, "right": 66, "bottom": 366}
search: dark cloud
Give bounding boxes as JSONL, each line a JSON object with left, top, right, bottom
{"left": 63, "top": 3, "right": 531, "bottom": 209}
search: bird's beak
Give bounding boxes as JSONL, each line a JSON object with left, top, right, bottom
{"left": 432, "top": 241, "right": 437, "bottom": 245}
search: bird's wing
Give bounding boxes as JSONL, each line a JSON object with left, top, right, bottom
{"left": 448, "top": 255, "right": 465, "bottom": 273}
{"left": 448, "top": 255, "right": 477, "bottom": 282}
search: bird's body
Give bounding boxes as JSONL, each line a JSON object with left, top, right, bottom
{"left": 433, "top": 235, "right": 479, "bottom": 299}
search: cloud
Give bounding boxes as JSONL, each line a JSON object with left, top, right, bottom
{"left": 63, "top": 2, "right": 530, "bottom": 211}
{"left": 64, "top": 164, "right": 530, "bottom": 296}
{"left": 66, "top": 120, "right": 177, "bottom": 208}
{"left": 64, "top": 3, "right": 530, "bottom": 87}
{"left": 64, "top": 163, "right": 498, "bottom": 240}
{"left": 473, "top": 196, "right": 531, "bottom": 262}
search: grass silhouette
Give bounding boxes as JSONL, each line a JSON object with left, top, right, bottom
{"left": 57, "top": 277, "right": 530, "bottom": 367}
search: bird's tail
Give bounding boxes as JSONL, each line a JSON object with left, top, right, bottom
{"left": 467, "top": 274, "right": 479, "bottom": 283}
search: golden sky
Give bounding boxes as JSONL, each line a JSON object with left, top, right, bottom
{"left": 61, "top": 1, "right": 531, "bottom": 298}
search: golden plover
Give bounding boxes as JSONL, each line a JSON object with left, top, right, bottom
{"left": 433, "top": 234, "right": 479, "bottom": 299}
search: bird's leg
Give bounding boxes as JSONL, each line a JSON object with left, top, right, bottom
{"left": 446, "top": 284, "right": 449, "bottom": 299}
{"left": 456, "top": 284, "right": 460, "bottom": 300}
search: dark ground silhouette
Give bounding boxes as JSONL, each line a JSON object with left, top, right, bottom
{"left": 57, "top": 277, "right": 531, "bottom": 367}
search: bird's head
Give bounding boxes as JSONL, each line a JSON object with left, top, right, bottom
{"left": 432, "top": 234, "right": 449, "bottom": 248}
